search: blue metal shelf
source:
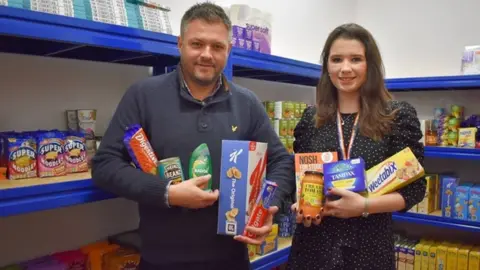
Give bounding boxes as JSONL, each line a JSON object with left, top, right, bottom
{"left": 251, "top": 243, "right": 291, "bottom": 270}
{"left": 0, "top": 6, "right": 180, "bottom": 67}
{"left": 231, "top": 48, "right": 321, "bottom": 86}
{"left": 0, "top": 177, "right": 116, "bottom": 217}
{"left": 393, "top": 212, "right": 480, "bottom": 233}
{"left": 386, "top": 74, "right": 480, "bottom": 91}
{"left": 424, "top": 146, "right": 480, "bottom": 160}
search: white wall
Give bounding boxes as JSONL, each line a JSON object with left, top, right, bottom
{"left": 160, "top": 0, "right": 357, "bottom": 64}
{"left": 355, "top": 0, "right": 480, "bottom": 78}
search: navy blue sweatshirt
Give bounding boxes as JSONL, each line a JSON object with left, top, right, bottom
{"left": 91, "top": 66, "right": 295, "bottom": 265}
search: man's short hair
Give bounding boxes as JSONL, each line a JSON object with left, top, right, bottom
{"left": 180, "top": 2, "right": 232, "bottom": 37}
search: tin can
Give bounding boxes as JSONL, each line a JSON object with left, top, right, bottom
{"left": 264, "top": 101, "right": 275, "bottom": 118}
{"left": 158, "top": 157, "right": 184, "bottom": 184}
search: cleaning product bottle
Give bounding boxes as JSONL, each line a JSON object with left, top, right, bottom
{"left": 189, "top": 143, "right": 212, "bottom": 191}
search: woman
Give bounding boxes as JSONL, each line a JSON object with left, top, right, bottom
{"left": 287, "top": 23, "right": 426, "bottom": 270}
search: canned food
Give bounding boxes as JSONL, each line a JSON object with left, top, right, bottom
{"left": 286, "top": 136, "right": 294, "bottom": 154}
{"left": 288, "top": 119, "right": 296, "bottom": 136}
{"left": 279, "top": 119, "right": 288, "bottom": 137}
{"left": 294, "top": 102, "right": 302, "bottom": 118}
{"left": 158, "top": 157, "right": 184, "bottom": 184}
{"left": 264, "top": 101, "right": 275, "bottom": 118}
{"left": 274, "top": 101, "right": 294, "bottom": 119}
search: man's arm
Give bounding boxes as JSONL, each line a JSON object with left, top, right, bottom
{"left": 247, "top": 93, "right": 296, "bottom": 210}
{"left": 91, "top": 82, "right": 170, "bottom": 208}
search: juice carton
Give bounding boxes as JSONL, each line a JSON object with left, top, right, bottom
{"left": 323, "top": 157, "right": 367, "bottom": 195}
{"left": 454, "top": 183, "right": 474, "bottom": 220}
{"left": 294, "top": 152, "right": 337, "bottom": 201}
{"left": 441, "top": 176, "right": 458, "bottom": 218}
{"left": 366, "top": 147, "right": 425, "bottom": 197}
{"left": 417, "top": 174, "right": 437, "bottom": 214}
{"left": 468, "top": 185, "right": 480, "bottom": 222}
{"left": 217, "top": 140, "right": 268, "bottom": 236}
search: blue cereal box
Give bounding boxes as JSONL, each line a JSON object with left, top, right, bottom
{"left": 441, "top": 176, "right": 458, "bottom": 218}
{"left": 454, "top": 183, "right": 474, "bottom": 220}
{"left": 468, "top": 185, "right": 480, "bottom": 222}
{"left": 217, "top": 140, "right": 268, "bottom": 236}
{"left": 323, "top": 157, "right": 367, "bottom": 195}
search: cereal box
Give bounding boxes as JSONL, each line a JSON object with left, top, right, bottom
{"left": 217, "top": 140, "right": 268, "bottom": 236}
{"left": 454, "top": 183, "right": 473, "bottom": 220}
{"left": 366, "top": 147, "right": 425, "bottom": 198}
{"left": 323, "top": 157, "right": 367, "bottom": 195}
{"left": 441, "top": 176, "right": 458, "bottom": 218}
{"left": 294, "top": 152, "right": 337, "bottom": 201}
{"left": 468, "top": 185, "right": 480, "bottom": 222}
{"left": 256, "top": 223, "right": 278, "bottom": 256}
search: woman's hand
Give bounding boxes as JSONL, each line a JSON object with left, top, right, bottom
{"left": 291, "top": 202, "right": 323, "bottom": 227}
{"left": 322, "top": 188, "right": 365, "bottom": 218}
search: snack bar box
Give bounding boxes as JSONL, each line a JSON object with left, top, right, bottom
{"left": 217, "top": 140, "right": 268, "bottom": 236}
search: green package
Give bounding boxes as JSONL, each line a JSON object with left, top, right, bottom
{"left": 189, "top": 143, "right": 212, "bottom": 191}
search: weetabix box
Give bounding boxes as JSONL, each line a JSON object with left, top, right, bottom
{"left": 217, "top": 140, "right": 268, "bottom": 236}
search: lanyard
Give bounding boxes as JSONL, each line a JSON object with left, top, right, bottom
{"left": 336, "top": 111, "right": 360, "bottom": 160}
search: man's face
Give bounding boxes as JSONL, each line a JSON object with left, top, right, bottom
{"left": 178, "top": 19, "right": 231, "bottom": 86}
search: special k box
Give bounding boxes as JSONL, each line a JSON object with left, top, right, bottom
{"left": 217, "top": 140, "right": 268, "bottom": 236}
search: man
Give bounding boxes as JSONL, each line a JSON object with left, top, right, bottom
{"left": 92, "top": 2, "right": 294, "bottom": 269}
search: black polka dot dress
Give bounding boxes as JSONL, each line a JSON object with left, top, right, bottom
{"left": 286, "top": 101, "right": 427, "bottom": 270}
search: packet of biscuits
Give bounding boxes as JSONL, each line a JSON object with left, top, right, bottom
{"left": 123, "top": 124, "right": 158, "bottom": 175}
{"left": 366, "top": 147, "right": 425, "bottom": 197}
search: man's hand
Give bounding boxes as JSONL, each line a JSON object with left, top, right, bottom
{"left": 167, "top": 175, "right": 219, "bottom": 209}
{"left": 234, "top": 206, "right": 278, "bottom": 245}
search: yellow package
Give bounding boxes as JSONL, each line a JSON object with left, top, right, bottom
{"left": 256, "top": 224, "right": 278, "bottom": 256}
{"left": 366, "top": 147, "right": 425, "bottom": 197}
{"left": 421, "top": 241, "right": 433, "bottom": 270}
{"left": 417, "top": 174, "right": 437, "bottom": 214}
{"left": 428, "top": 242, "right": 438, "bottom": 270}
{"left": 447, "top": 244, "right": 459, "bottom": 270}
{"left": 414, "top": 241, "right": 424, "bottom": 270}
{"left": 436, "top": 242, "right": 451, "bottom": 270}
{"left": 458, "top": 127, "right": 477, "bottom": 148}
{"left": 469, "top": 246, "right": 480, "bottom": 270}
{"left": 458, "top": 245, "right": 472, "bottom": 270}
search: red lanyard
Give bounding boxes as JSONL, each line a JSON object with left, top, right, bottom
{"left": 336, "top": 111, "right": 360, "bottom": 160}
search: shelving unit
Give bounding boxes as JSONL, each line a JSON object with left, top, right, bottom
{"left": 1, "top": 5, "right": 480, "bottom": 269}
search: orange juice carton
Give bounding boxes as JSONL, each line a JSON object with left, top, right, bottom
{"left": 441, "top": 176, "right": 458, "bottom": 218}
{"left": 247, "top": 244, "right": 256, "bottom": 259}
{"left": 454, "top": 183, "right": 474, "bottom": 220}
{"left": 366, "top": 147, "right": 424, "bottom": 197}
{"left": 468, "top": 246, "right": 480, "bottom": 270}
{"left": 294, "top": 152, "right": 337, "bottom": 201}
{"left": 417, "top": 174, "right": 437, "bottom": 214}
{"left": 468, "top": 185, "right": 480, "bottom": 222}
{"left": 217, "top": 140, "right": 268, "bottom": 236}
{"left": 447, "top": 244, "right": 459, "bottom": 270}
{"left": 323, "top": 157, "right": 367, "bottom": 197}
{"left": 458, "top": 245, "right": 473, "bottom": 270}
{"left": 256, "top": 223, "right": 278, "bottom": 256}
{"left": 458, "top": 127, "right": 477, "bottom": 148}
{"left": 243, "top": 180, "right": 278, "bottom": 238}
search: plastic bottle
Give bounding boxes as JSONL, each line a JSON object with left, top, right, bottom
{"left": 189, "top": 143, "right": 212, "bottom": 191}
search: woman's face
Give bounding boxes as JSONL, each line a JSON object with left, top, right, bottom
{"left": 327, "top": 38, "right": 367, "bottom": 94}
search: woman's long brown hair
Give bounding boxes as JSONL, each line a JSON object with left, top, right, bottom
{"left": 316, "top": 23, "right": 397, "bottom": 141}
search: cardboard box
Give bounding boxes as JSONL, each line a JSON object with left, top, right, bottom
{"left": 323, "top": 157, "right": 367, "bottom": 195}
{"left": 217, "top": 140, "right": 268, "bottom": 236}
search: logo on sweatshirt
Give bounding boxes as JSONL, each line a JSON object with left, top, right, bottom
{"left": 232, "top": 125, "right": 238, "bottom": 132}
